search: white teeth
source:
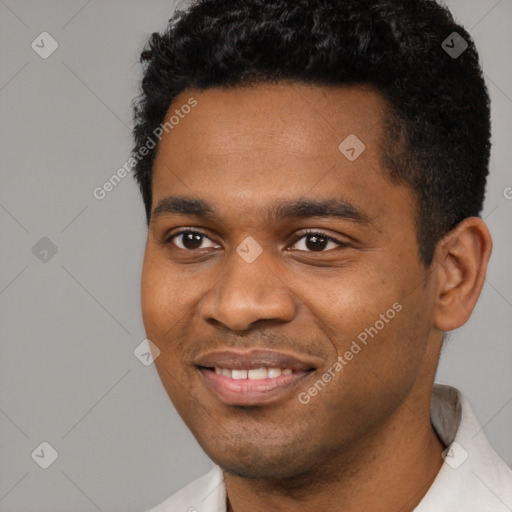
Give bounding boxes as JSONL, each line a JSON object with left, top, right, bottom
{"left": 214, "top": 367, "right": 293, "bottom": 379}
{"left": 248, "top": 368, "right": 268, "bottom": 380}
{"left": 267, "top": 368, "right": 282, "bottom": 378}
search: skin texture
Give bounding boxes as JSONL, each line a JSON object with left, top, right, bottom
{"left": 141, "top": 83, "right": 492, "bottom": 512}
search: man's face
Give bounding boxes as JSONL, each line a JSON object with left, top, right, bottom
{"left": 141, "top": 83, "right": 441, "bottom": 479}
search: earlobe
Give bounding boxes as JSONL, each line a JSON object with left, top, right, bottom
{"left": 432, "top": 217, "right": 492, "bottom": 332}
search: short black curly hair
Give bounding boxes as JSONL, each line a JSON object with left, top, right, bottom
{"left": 132, "top": 0, "right": 491, "bottom": 265}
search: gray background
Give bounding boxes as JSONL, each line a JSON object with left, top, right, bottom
{"left": 0, "top": 0, "right": 510, "bottom": 510}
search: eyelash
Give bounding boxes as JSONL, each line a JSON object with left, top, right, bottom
{"left": 164, "top": 228, "right": 349, "bottom": 252}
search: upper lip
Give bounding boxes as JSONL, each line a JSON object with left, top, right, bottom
{"left": 194, "top": 349, "right": 319, "bottom": 372}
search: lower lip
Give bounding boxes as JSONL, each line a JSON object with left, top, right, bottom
{"left": 199, "top": 368, "right": 313, "bottom": 406}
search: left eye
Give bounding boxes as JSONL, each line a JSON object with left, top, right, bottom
{"left": 289, "top": 232, "right": 347, "bottom": 252}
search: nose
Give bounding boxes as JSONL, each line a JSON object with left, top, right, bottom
{"left": 199, "top": 244, "right": 297, "bottom": 331}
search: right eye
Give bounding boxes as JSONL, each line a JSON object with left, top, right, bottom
{"left": 165, "top": 229, "right": 220, "bottom": 251}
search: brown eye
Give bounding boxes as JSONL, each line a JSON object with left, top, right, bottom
{"left": 166, "top": 230, "right": 219, "bottom": 250}
{"left": 289, "top": 231, "right": 348, "bottom": 252}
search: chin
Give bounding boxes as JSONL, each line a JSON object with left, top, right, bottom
{"left": 203, "top": 440, "right": 318, "bottom": 481}
{"left": 215, "top": 457, "right": 312, "bottom": 481}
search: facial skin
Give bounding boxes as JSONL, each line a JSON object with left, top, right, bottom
{"left": 141, "top": 83, "right": 492, "bottom": 512}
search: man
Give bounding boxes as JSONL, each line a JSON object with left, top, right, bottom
{"left": 131, "top": 0, "right": 512, "bottom": 510}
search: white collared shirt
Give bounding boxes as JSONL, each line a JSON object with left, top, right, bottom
{"left": 145, "top": 384, "right": 512, "bottom": 511}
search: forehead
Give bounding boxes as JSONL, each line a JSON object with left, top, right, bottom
{"left": 150, "top": 82, "right": 414, "bottom": 230}
{"left": 155, "top": 82, "right": 385, "bottom": 167}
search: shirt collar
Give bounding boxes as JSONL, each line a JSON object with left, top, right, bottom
{"left": 414, "top": 383, "right": 512, "bottom": 511}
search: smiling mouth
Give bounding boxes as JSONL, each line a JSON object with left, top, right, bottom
{"left": 194, "top": 349, "right": 319, "bottom": 406}
{"left": 194, "top": 348, "right": 323, "bottom": 406}
{"left": 198, "top": 366, "right": 314, "bottom": 406}
{"left": 210, "top": 367, "right": 294, "bottom": 379}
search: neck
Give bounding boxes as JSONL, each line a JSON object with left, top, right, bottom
{"left": 224, "top": 389, "right": 445, "bottom": 512}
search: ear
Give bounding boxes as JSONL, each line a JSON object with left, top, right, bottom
{"left": 432, "top": 217, "right": 492, "bottom": 332}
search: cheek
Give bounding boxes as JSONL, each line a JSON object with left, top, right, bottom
{"left": 140, "top": 257, "right": 161, "bottom": 333}
{"left": 140, "top": 253, "right": 186, "bottom": 336}
{"left": 304, "top": 268, "right": 399, "bottom": 337}
{"left": 309, "top": 262, "right": 430, "bottom": 372}
{"left": 350, "top": 276, "right": 434, "bottom": 385}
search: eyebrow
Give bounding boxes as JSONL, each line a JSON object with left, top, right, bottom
{"left": 151, "top": 195, "right": 371, "bottom": 225}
